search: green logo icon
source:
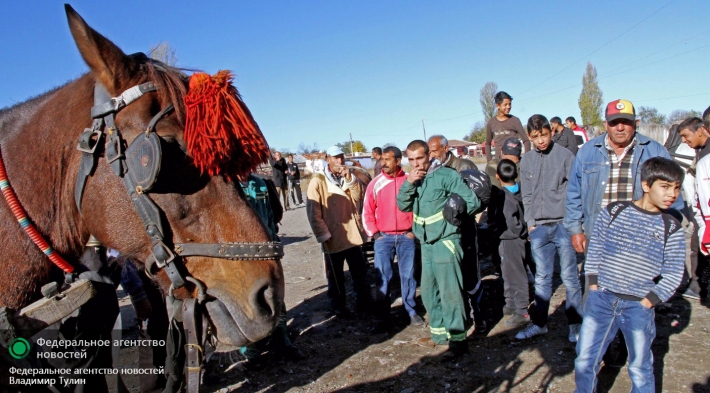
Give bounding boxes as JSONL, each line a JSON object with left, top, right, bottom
{"left": 9, "top": 338, "right": 30, "bottom": 359}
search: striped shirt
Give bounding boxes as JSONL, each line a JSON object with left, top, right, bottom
{"left": 601, "top": 136, "right": 636, "bottom": 208}
{"left": 585, "top": 201, "right": 685, "bottom": 305}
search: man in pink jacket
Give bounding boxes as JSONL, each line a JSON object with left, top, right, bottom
{"left": 363, "top": 146, "right": 421, "bottom": 332}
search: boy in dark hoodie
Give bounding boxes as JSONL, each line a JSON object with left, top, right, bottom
{"left": 492, "top": 159, "right": 530, "bottom": 327}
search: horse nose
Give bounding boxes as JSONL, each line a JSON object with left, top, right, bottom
{"left": 250, "top": 280, "right": 278, "bottom": 318}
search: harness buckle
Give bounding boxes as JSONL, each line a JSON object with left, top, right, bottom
{"left": 151, "top": 239, "right": 176, "bottom": 269}
{"left": 76, "top": 129, "right": 103, "bottom": 154}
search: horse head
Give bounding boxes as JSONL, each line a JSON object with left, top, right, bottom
{"left": 2, "top": 5, "right": 283, "bottom": 347}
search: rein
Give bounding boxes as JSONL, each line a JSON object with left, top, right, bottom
{"left": 0, "top": 151, "right": 74, "bottom": 273}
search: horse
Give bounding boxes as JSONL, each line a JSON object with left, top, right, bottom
{"left": 0, "top": 3, "right": 283, "bottom": 378}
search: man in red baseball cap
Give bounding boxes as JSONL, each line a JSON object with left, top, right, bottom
{"left": 564, "top": 97, "right": 685, "bottom": 314}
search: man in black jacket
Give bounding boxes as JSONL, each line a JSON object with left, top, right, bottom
{"left": 270, "top": 151, "right": 290, "bottom": 210}
{"left": 286, "top": 154, "right": 304, "bottom": 206}
{"left": 550, "top": 116, "right": 578, "bottom": 155}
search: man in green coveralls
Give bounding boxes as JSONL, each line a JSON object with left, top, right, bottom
{"left": 397, "top": 140, "right": 481, "bottom": 359}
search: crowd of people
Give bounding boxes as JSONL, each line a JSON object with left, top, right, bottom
{"left": 278, "top": 92, "right": 709, "bottom": 392}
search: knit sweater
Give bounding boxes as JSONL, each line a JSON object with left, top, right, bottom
{"left": 585, "top": 201, "right": 685, "bottom": 305}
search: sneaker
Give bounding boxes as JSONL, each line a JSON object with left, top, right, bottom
{"left": 504, "top": 313, "right": 530, "bottom": 327}
{"left": 410, "top": 314, "right": 424, "bottom": 326}
{"left": 473, "top": 319, "right": 488, "bottom": 335}
{"left": 282, "top": 345, "right": 306, "bottom": 361}
{"left": 682, "top": 288, "right": 702, "bottom": 300}
{"left": 502, "top": 306, "right": 515, "bottom": 316}
{"left": 333, "top": 308, "right": 355, "bottom": 320}
{"left": 569, "top": 323, "right": 581, "bottom": 343}
{"left": 442, "top": 344, "right": 468, "bottom": 361}
{"left": 515, "top": 323, "right": 548, "bottom": 340}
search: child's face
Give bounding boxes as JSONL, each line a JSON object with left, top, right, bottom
{"left": 642, "top": 180, "right": 681, "bottom": 210}
{"left": 528, "top": 128, "right": 552, "bottom": 151}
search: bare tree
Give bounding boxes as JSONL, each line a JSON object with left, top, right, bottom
{"left": 479, "top": 82, "right": 498, "bottom": 123}
{"left": 298, "top": 142, "right": 320, "bottom": 154}
{"left": 666, "top": 109, "right": 702, "bottom": 126}
{"left": 149, "top": 42, "right": 178, "bottom": 66}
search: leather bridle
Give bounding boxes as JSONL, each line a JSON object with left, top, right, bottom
{"left": 74, "top": 77, "right": 284, "bottom": 392}
{"left": 75, "top": 80, "right": 284, "bottom": 291}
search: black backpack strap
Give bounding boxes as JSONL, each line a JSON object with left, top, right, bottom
{"left": 661, "top": 212, "right": 682, "bottom": 246}
{"left": 606, "top": 201, "right": 631, "bottom": 226}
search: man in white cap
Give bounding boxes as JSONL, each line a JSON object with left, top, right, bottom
{"left": 306, "top": 146, "right": 371, "bottom": 318}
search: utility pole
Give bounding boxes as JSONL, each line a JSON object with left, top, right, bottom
{"left": 349, "top": 133, "right": 353, "bottom": 155}
{"left": 421, "top": 118, "right": 427, "bottom": 141}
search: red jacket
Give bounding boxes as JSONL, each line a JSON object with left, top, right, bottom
{"left": 363, "top": 168, "right": 413, "bottom": 236}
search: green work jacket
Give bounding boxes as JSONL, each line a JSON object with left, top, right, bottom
{"left": 396, "top": 164, "right": 480, "bottom": 244}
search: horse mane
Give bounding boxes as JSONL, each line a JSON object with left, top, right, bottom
{"left": 140, "top": 56, "right": 189, "bottom": 126}
{"left": 139, "top": 57, "right": 270, "bottom": 179}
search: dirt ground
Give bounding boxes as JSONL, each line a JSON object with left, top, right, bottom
{"left": 116, "top": 205, "right": 710, "bottom": 393}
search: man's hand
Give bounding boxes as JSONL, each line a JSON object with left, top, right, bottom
{"left": 407, "top": 168, "right": 425, "bottom": 184}
{"left": 572, "top": 233, "right": 587, "bottom": 253}
{"left": 405, "top": 231, "right": 415, "bottom": 239}
{"left": 339, "top": 166, "right": 352, "bottom": 181}
{"left": 640, "top": 298, "right": 653, "bottom": 309}
{"left": 589, "top": 284, "right": 598, "bottom": 291}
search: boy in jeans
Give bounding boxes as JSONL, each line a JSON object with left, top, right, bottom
{"left": 491, "top": 159, "right": 531, "bottom": 327}
{"left": 574, "top": 157, "right": 685, "bottom": 392}
{"left": 516, "top": 114, "right": 583, "bottom": 342}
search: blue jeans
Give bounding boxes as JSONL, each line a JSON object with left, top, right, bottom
{"left": 529, "top": 222, "right": 583, "bottom": 327}
{"left": 574, "top": 289, "right": 656, "bottom": 393}
{"left": 373, "top": 233, "right": 417, "bottom": 317}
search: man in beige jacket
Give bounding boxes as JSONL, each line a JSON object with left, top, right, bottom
{"left": 307, "top": 146, "right": 371, "bottom": 319}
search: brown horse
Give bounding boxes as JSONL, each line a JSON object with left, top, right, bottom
{"left": 0, "top": 5, "right": 283, "bottom": 349}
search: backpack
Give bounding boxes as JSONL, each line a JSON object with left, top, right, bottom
{"left": 606, "top": 201, "right": 681, "bottom": 246}
{"left": 443, "top": 168, "right": 492, "bottom": 226}
{"left": 460, "top": 168, "right": 492, "bottom": 212}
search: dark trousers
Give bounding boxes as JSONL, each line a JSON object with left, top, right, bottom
{"left": 500, "top": 237, "right": 530, "bottom": 315}
{"left": 288, "top": 179, "right": 303, "bottom": 205}
{"left": 685, "top": 214, "right": 704, "bottom": 294}
{"left": 324, "top": 246, "right": 370, "bottom": 311}
{"left": 275, "top": 185, "right": 290, "bottom": 210}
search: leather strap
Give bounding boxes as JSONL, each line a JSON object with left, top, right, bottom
{"left": 183, "top": 299, "right": 203, "bottom": 393}
{"left": 174, "top": 242, "right": 284, "bottom": 260}
{"left": 90, "top": 82, "right": 156, "bottom": 118}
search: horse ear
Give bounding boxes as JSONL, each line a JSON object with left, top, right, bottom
{"left": 65, "top": 4, "right": 129, "bottom": 93}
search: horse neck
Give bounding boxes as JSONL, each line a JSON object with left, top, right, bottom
{"left": 0, "top": 76, "right": 93, "bottom": 264}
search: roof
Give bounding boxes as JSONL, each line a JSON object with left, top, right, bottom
{"left": 448, "top": 139, "right": 476, "bottom": 147}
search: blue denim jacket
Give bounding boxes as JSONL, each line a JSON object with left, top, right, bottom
{"left": 564, "top": 132, "right": 683, "bottom": 236}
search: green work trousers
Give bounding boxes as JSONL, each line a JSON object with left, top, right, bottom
{"left": 421, "top": 238, "right": 467, "bottom": 347}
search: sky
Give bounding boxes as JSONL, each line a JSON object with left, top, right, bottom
{"left": 1, "top": 1, "right": 709, "bottom": 153}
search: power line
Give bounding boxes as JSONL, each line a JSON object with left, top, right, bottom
{"left": 516, "top": 0, "right": 676, "bottom": 97}
{"left": 516, "top": 41, "right": 710, "bottom": 107}
{"left": 603, "top": 28, "right": 710, "bottom": 75}
{"left": 632, "top": 92, "right": 710, "bottom": 103}
{"left": 602, "top": 42, "right": 710, "bottom": 79}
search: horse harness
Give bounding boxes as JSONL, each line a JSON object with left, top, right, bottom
{"left": 74, "top": 80, "right": 284, "bottom": 391}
